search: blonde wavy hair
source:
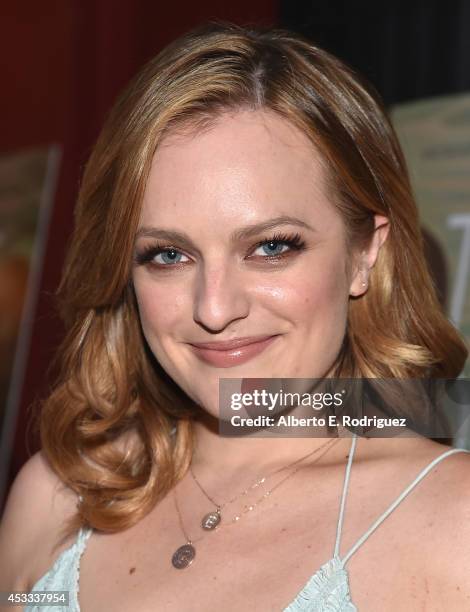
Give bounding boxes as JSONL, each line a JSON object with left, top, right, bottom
{"left": 38, "top": 22, "right": 468, "bottom": 538}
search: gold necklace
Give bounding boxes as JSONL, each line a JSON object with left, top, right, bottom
{"left": 189, "top": 439, "right": 337, "bottom": 531}
{"left": 171, "top": 437, "right": 341, "bottom": 569}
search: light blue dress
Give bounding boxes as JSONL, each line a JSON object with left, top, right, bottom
{"left": 25, "top": 435, "right": 470, "bottom": 611}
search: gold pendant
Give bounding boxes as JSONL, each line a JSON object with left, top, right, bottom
{"left": 172, "top": 543, "right": 196, "bottom": 569}
{"left": 201, "top": 509, "right": 221, "bottom": 530}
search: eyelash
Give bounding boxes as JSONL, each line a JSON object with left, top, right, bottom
{"left": 134, "top": 232, "right": 306, "bottom": 269}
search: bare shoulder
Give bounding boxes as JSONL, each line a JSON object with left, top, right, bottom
{"left": 358, "top": 435, "right": 470, "bottom": 534}
{"left": 416, "top": 439, "right": 470, "bottom": 605}
{"left": 377, "top": 436, "right": 470, "bottom": 604}
{"left": 401, "top": 435, "right": 470, "bottom": 491}
{"left": 372, "top": 434, "right": 470, "bottom": 496}
{"left": 415, "top": 437, "right": 470, "bottom": 533}
{"left": 0, "top": 450, "right": 79, "bottom": 591}
{"left": 361, "top": 432, "right": 470, "bottom": 471}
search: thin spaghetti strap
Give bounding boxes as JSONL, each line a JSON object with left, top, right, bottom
{"left": 76, "top": 525, "right": 93, "bottom": 551}
{"left": 341, "top": 446, "right": 470, "bottom": 565}
{"left": 334, "top": 433, "right": 358, "bottom": 557}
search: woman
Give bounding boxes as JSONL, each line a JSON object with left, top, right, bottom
{"left": 1, "top": 22, "right": 470, "bottom": 611}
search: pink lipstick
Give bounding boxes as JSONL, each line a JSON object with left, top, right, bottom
{"left": 188, "top": 335, "right": 279, "bottom": 368}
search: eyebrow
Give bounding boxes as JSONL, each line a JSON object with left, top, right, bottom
{"left": 134, "top": 215, "right": 316, "bottom": 249}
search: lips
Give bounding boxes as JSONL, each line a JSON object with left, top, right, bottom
{"left": 188, "top": 335, "right": 279, "bottom": 368}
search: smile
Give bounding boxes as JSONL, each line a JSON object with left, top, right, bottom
{"left": 188, "top": 335, "right": 279, "bottom": 368}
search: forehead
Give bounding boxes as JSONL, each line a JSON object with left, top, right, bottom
{"left": 140, "top": 109, "right": 342, "bottom": 234}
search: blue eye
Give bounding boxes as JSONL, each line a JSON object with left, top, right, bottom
{"left": 154, "top": 248, "right": 189, "bottom": 265}
{"left": 254, "top": 241, "right": 290, "bottom": 257}
{"left": 134, "top": 246, "right": 190, "bottom": 267}
{"left": 134, "top": 231, "right": 306, "bottom": 269}
{"left": 250, "top": 232, "right": 306, "bottom": 258}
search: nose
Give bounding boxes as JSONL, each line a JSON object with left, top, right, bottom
{"left": 192, "top": 260, "right": 250, "bottom": 333}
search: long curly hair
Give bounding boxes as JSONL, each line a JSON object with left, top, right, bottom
{"left": 39, "top": 21, "right": 468, "bottom": 539}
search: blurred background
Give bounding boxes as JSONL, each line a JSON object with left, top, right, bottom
{"left": 1, "top": 1, "right": 470, "bottom": 507}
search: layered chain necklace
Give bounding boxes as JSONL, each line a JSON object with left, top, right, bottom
{"left": 171, "top": 437, "right": 341, "bottom": 568}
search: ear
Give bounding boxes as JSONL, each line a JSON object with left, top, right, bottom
{"left": 349, "top": 214, "right": 390, "bottom": 297}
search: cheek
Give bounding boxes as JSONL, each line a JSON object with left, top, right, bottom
{"left": 272, "top": 252, "right": 350, "bottom": 378}
{"left": 132, "top": 275, "right": 187, "bottom": 340}
{"left": 278, "top": 254, "right": 349, "bottom": 326}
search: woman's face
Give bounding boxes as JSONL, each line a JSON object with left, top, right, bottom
{"left": 132, "top": 109, "right": 382, "bottom": 417}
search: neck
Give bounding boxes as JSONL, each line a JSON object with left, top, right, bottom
{"left": 190, "top": 404, "right": 348, "bottom": 476}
